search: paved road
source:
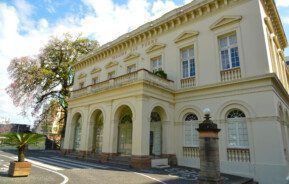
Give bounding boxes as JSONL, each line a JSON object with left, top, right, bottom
{"left": 0, "top": 150, "right": 180, "bottom": 184}
{"left": 0, "top": 150, "right": 253, "bottom": 184}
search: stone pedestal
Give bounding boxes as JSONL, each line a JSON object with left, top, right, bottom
{"left": 130, "top": 155, "right": 151, "bottom": 169}
{"left": 78, "top": 150, "right": 89, "bottom": 158}
{"left": 61, "top": 149, "right": 72, "bottom": 155}
{"left": 100, "top": 153, "right": 110, "bottom": 163}
{"left": 197, "top": 113, "right": 223, "bottom": 184}
{"left": 161, "top": 154, "right": 177, "bottom": 166}
{"left": 100, "top": 152, "right": 118, "bottom": 163}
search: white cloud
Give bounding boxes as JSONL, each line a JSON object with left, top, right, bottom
{"left": 276, "top": 0, "right": 289, "bottom": 7}
{"left": 151, "top": 0, "right": 178, "bottom": 18}
{"left": 0, "top": 0, "right": 191, "bottom": 125}
{"left": 282, "top": 17, "right": 289, "bottom": 25}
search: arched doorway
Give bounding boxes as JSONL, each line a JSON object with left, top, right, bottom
{"left": 72, "top": 113, "right": 82, "bottom": 151}
{"left": 150, "top": 106, "right": 166, "bottom": 157}
{"left": 90, "top": 110, "right": 104, "bottom": 154}
{"left": 116, "top": 105, "right": 133, "bottom": 156}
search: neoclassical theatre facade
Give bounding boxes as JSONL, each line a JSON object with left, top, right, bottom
{"left": 63, "top": 0, "right": 289, "bottom": 183}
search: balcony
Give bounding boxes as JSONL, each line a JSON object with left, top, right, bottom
{"left": 227, "top": 148, "right": 250, "bottom": 162}
{"left": 180, "top": 77, "right": 196, "bottom": 89}
{"left": 71, "top": 69, "right": 174, "bottom": 98}
{"left": 183, "top": 147, "right": 199, "bottom": 158}
{"left": 220, "top": 67, "right": 241, "bottom": 82}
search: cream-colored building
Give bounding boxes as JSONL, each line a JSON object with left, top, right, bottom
{"left": 63, "top": 0, "right": 289, "bottom": 183}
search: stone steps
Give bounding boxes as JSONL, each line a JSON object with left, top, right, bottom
{"left": 107, "top": 156, "right": 131, "bottom": 166}
{"left": 151, "top": 158, "right": 169, "bottom": 168}
{"left": 241, "top": 179, "right": 258, "bottom": 184}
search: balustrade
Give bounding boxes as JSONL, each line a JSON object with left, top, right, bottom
{"left": 91, "top": 81, "right": 109, "bottom": 93}
{"left": 70, "top": 69, "right": 174, "bottom": 98}
{"left": 183, "top": 147, "right": 199, "bottom": 158}
{"left": 227, "top": 148, "right": 250, "bottom": 162}
{"left": 180, "top": 77, "right": 196, "bottom": 88}
{"left": 71, "top": 88, "right": 87, "bottom": 98}
{"left": 220, "top": 67, "right": 241, "bottom": 82}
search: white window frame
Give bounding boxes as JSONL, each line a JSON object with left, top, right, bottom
{"left": 107, "top": 71, "right": 116, "bottom": 79}
{"left": 151, "top": 56, "right": 162, "bottom": 72}
{"left": 79, "top": 82, "right": 84, "bottom": 89}
{"left": 92, "top": 77, "right": 99, "bottom": 84}
{"left": 127, "top": 64, "right": 136, "bottom": 73}
{"left": 183, "top": 113, "right": 199, "bottom": 147}
{"left": 181, "top": 46, "right": 196, "bottom": 79}
{"left": 226, "top": 110, "right": 249, "bottom": 148}
{"left": 218, "top": 32, "right": 240, "bottom": 70}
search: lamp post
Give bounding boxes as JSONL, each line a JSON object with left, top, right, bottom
{"left": 197, "top": 108, "right": 223, "bottom": 184}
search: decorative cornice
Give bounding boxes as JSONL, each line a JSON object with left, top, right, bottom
{"left": 264, "top": 17, "right": 274, "bottom": 34}
{"left": 77, "top": 73, "right": 87, "bottom": 79}
{"left": 210, "top": 15, "right": 242, "bottom": 30}
{"left": 123, "top": 53, "right": 140, "bottom": 62}
{"left": 146, "top": 43, "right": 166, "bottom": 53}
{"left": 91, "top": 67, "right": 102, "bottom": 74}
{"left": 261, "top": 0, "right": 288, "bottom": 49}
{"left": 174, "top": 31, "right": 199, "bottom": 43}
{"left": 105, "top": 61, "right": 118, "bottom": 69}
{"left": 74, "top": 0, "right": 245, "bottom": 71}
{"left": 74, "top": 0, "right": 280, "bottom": 71}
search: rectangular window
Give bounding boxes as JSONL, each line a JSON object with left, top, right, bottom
{"left": 219, "top": 33, "right": 240, "bottom": 70}
{"left": 151, "top": 56, "right": 162, "bottom": 72}
{"left": 107, "top": 71, "right": 115, "bottom": 79}
{"left": 92, "top": 77, "right": 99, "bottom": 84}
{"left": 181, "top": 47, "right": 195, "bottom": 78}
{"left": 79, "top": 82, "right": 84, "bottom": 89}
{"left": 127, "top": 64, "right": 136, "bottom": 73}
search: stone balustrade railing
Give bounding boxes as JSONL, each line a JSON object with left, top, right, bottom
{"left": 183, "top": 147, "right": 199, "bottom": 158}
{"left": 220, "top": 67, "right": 241, "bottom": 82}
{"left": 71, "top": 87, "right": 88, "bottom": 98}
{"left": 180, "top": 77, "right": 196, "bottom": 88}
{"left": 71, "top": 69, "right": 174, "bottom": 98}
{"left": 227, "top": 148, "right": 250, "bottom": 162}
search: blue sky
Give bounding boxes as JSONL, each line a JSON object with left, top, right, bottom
{"left": 0, "top": 0, "right": 289, "bottom": 126}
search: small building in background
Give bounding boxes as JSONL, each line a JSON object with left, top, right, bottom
{"left": 0, "top": 123, "right": 30, "bottom": 134}
{"left": 286, "top": 56, "right": 289, "bottom": 66}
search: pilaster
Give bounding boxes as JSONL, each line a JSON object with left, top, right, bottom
{"left": 102, "top": 101, "right": 113, "bottom": 154}
{"left": 79, "top": 106, "right": 89, "bottom": 153}
{"left": 131, "top": 96, "right": 151, "bottom": 169}
{"left": 132, "top": 96, "right": 150, "bottom": 155}
{"left": 63, "top": 109, "right": 72, "bottom": 150}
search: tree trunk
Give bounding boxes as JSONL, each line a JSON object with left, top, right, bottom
{"left": 18, "top": 145, "right": 25, "bottom": 162}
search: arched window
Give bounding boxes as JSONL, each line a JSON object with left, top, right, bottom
{"left": 150, "top": 112, "right": 161, "bottom": 122}
{"left": 183, "top": 113, "right": 199, "bottom": 147}
{"left": 227, "top": 109, "right": 248, "bottom": 148}
{"left": 73, "top": 118, "right": 82, "bottom": 150}
{"left": 120, "top": 114, "right": 132, "bottom": 124}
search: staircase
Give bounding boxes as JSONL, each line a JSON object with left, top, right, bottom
{"left": 242, "top": 179, "right": 258, "bottom": 184}
{"left": 151, "top": 158, "right": 169, "bottom": 168}
{"left": 107, "top": 156, "right": 131, "bottom": 166}
{"left": 64, "top": 152, "right": 100, "bottom": 162}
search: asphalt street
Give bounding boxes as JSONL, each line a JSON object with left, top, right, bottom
{"left": 0, "top": 150, "right": 253, "bottom": 184}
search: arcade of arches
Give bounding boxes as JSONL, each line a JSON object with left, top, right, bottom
{"left": 63, "top": 101, "right": 255, "bottom": 169}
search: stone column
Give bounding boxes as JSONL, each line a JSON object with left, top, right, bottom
{"left": 100, "top": 102, "right": 114, "bottom": 163}
{"left": 197, "top": 108, "right": 223, "bottom": 184}
{"left": 161, "top": 104, "right": 177, "bottom": 166}
{"left": 79, "top": 106, "right": 89, "bottom": 158}
{"left": 131, "top": 96, "right": 151, "bottom": 169}
{"left": 62, "top": 109, "right": 72, "bottom": 154}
